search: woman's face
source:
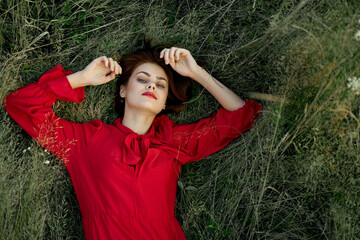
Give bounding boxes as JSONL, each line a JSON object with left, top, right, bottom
{"left": 120, "top": 62, "right": 169, "bottom": 116}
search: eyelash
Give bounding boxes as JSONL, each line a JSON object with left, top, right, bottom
{"left": 137, "top": 78, "right": 166, "bottom": 89}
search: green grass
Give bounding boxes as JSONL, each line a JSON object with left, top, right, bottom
{"left": 1, "top": 0, "right": 360, "bottom": 239}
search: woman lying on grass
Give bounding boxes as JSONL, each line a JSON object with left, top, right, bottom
{"left": 3, "top": 41, "right": 262, "bottom": 239}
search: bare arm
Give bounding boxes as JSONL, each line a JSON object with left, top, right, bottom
{"left": 160, "top": 47, "right": 244, "bottom": 111}
{"left": 191, "top": 68, "right": 245, "bottom": 111}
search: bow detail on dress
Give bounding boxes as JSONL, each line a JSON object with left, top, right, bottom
{"left": 121, "top": 132, "right": 193, "bottom": 167}
{"left": 122, "top": 133, "right": 150, "bottom": 166}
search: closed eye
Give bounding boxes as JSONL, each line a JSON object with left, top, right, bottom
{"left": 137, "top": 78, "right": 147, "bottom": 83}
{"left": 157, "top": 83, "right": 166, "bottom": 88}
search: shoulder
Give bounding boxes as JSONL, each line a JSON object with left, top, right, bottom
{"left": 78, "top": 118, "right": 122, "bottom": 133}
{"left": 88, "top": 119, "right": 103, "bottom": 127}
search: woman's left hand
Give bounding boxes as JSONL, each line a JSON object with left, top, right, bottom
{"left": 160, "top": 47, "right": 201, "bottom": 79}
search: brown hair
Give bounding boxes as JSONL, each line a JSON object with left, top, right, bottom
{"left": 114, "top": 40, "right": 192, "bottom": 118}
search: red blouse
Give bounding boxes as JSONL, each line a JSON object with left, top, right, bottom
{"left": 3, "top": 65, "right": 262, "bottom": 240}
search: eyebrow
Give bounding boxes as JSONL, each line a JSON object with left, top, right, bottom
{"left": 136, "top": 71, "right": 167, "bottom": 82}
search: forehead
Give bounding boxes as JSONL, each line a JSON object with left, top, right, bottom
{"left": 132, "top": 62, "right": 167, "bottom": 80}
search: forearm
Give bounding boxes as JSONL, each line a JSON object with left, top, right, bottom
{"left": 192, "top": 68, "right": 245, "bottom": 111}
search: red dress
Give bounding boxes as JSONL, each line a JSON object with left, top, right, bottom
{"left": 3, "top": 65, "right": 262, "bottom": 240}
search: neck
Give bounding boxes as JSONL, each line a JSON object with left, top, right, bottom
{"left": 121, "top": 108, "right": 156, "bottom": 135}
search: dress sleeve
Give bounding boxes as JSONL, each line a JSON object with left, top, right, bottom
{"left": 171, "top": 100, "right": 262, "bottom": 165}
{"left": 2, "top": 65, "right": 102, "bottom": 167}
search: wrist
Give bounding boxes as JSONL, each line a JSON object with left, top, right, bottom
{"left": 67, "top": 70, "right": 88, "bottom": 89}
{"left": 191, "top": 67, "right": 210, "bottom": 85}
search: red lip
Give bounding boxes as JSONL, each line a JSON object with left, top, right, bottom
{"left": 142, "top": 92, "right": 157, "bottom": 100}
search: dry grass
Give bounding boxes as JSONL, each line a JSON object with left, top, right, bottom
{"left": 1, "top": 0, "right": 359, "bottom": 239}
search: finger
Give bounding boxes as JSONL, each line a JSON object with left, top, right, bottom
{"left": 160, "top": 49, "right": 165, "bottom": 58}
{"left": 109, "top": 58, "right": 116, "bottom": 72}
{"left": 99, "top": 56, "right": 108, "bottom": 67}
{"left": 115, "top": 62, "right": 122, "bottom": 74}
{"left": 164, "top": 49, "right": 170, "bottom": 65}
{"left": 99, "top": 56, "right": 107, "bottom": 62}
{"left": 175, "top": 48, "right": 181, "bottom": 61}
{"left": 107, "top": 58, "right": 113, "bottom": 71}
{"left": 116, "top": 61, "right": 122, "bottom": 74}
{"left": 104, "top": 56, "right": 109, "bottom": 67}
{"left": 169, "top": 47, "right": 176, "bottom": 63}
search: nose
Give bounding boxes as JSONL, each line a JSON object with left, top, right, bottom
{"left": 146, "top": 82, "right": 156, "bottom": 90}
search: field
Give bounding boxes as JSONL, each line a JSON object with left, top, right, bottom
{"left": 1, "top": 0, "right": 359, "bottom": 239}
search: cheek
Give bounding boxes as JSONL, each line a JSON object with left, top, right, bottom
{"left": 126, "top": 82, "right": 142, "bottom": 94}
{"left": 162, "top": 90, "right": 169, "bottom": 103}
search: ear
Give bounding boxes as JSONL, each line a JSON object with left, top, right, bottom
{"left": 120, "top": 86, "right": 126, "bottom": 98}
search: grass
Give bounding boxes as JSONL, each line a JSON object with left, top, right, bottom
{"left": 1, "top": 0, "right": 360, "bottom": 239}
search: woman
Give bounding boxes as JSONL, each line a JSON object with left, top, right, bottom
{"left": 3, "top": 42, "right": 262, "bottom": 239}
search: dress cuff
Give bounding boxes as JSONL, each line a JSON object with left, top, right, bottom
{"left": 216, "top": 99, "right": 262, "bottom": 135}
{"left": 38, "top": 64, "right": 85, "bottom": 103}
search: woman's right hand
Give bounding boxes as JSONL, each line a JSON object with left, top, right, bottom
{"left": 68, "top": 56, "right": 122, "bottom": 89}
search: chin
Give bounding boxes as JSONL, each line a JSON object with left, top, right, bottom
{"left": 125, "top": 100, "right": 164, "bottom": 116}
